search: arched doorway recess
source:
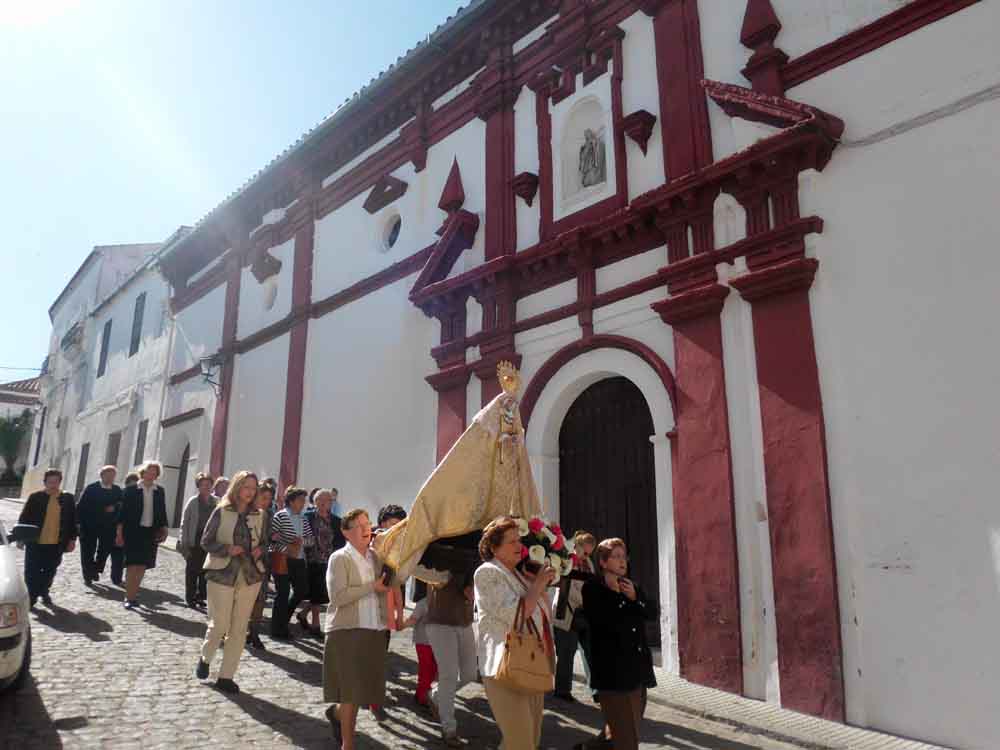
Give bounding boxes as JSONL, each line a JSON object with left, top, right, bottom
{"left": 171, "top": 443, "right": 190, "bottom": 528}
{"left": 558, "top": 376, "right": 660, "bottom": 645}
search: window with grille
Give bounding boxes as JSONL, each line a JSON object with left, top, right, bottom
{"left": 106, "top": 431, "right": 122, "bottom": 468}
{"left": 97, "top": 320, "right": 112, "bottom": 377}
{"left": 133, "top": 419, "right": 148, "bottom": 466}
{"left": 129, "top": 292, "right": 145, "bottom": 357}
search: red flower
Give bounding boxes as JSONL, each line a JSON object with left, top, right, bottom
{"left": 520, "top": 546, "right": 529, "bottom": 560}
{"left": 527, "top": 518, "right": 545, "bottom": 534}
{"left": 551, "top": 524, "right": 563, "bottom": 536}
{"left": 552, "top": 536, "right": 564, "bottom": 551}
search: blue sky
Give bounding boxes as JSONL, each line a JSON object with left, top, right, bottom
{"left": 1, "top": 0, "right": 464, "bottom": 376}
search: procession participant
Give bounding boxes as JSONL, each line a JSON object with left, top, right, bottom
{"left": 474, "top": 516, "right": 555, "bottom": 750}
{"left": 553, "top": 530, "right": 597, "bottom": 701}
{"left": 18, "top": 469, "right": 77, "bottom": 608}
{"left": 194, "top": 470, "right": 265, "bottom": 694}
{"left": 212, "top": 476, "right": 230, "bottom": 500}
{"left": 76, "top": 465, "right": 123, "bottom": 586}
{"left": 270, "top": 487, "right": 313, "bottom": 639}
{"left": 123, "top": 471, "right": 139, "bottom": 488}
{"left": 116, "top": 461, "right": 168, "bottom": 610}
{"left": 302, "top": 489, "right": 345, "bottom": 637}
{"left": 179, "top": 472, "right": 216, "bottom": 608}
{"left": 425, "top": 570, "right": 476, "bottom": 747}
{"left": 401, "top": 583, "right": 436, "bottom": 712}
{"left": 367, "top": 504, "right": 407, "bottom": 721}
{"left": 246, "top": 478, "right": 276, "bottom": 650}
{"left": 323, "top": 509, "right": 391, "bottom": 750}
{"left": 582, "top": 538, "right": 657, "bottom": 750}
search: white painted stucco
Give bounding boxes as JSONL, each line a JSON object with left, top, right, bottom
{"left": 620, "top": 11, "right": 666, "bottom": 193}
{"left": 237, "top": 237, "right": 294, "bottom": 340}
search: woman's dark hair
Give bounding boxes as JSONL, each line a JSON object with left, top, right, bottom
{"left": 377, "top": 504, "right": 407, "bottom": 527}
{"left": 284, "top": 486, "right": 308, "bottom": 507}
{"left": 479, "top": 516, "right": 519, "bottom": 561}
{"left": 43, "top": 468, "right": 62, "bottom": 481}
{"left": 341, "top": 508, "right": 370, "bottom": 531}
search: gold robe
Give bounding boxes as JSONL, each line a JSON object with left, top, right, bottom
{"left": 375, "top": 391, "right": 541, "bottom": 582}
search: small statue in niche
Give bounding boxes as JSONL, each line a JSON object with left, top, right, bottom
{"left": 578, "top": 128, "right": 607, "bottom": 188}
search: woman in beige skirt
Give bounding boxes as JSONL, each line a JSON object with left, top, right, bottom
{"left": 323, "top": 508, "right": 391, "bottom": 750}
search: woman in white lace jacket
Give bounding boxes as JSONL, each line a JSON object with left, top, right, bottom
{"left": 474, "top": 516, "right": 555, "bottom": 750}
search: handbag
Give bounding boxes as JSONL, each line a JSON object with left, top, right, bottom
{"left": 271, "top": 550, "right": 288, "bottom": 575}
{"left": 494, "top": 598, "right": 555, "bottom": 695}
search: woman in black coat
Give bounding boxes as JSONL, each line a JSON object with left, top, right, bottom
{"left": 581, "top": 537, "right": 657, "bottom": 750}
{"left": 116, "top": 461, "right": 168, "bottom": 609}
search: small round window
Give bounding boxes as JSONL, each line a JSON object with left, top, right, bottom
{"left": 381, "top": 214, "right": 402, "bottom": 253}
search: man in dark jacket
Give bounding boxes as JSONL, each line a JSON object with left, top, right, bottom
{"left": 76, "top": 465, "right": 124, "bottom": 586}
{"left": 18, "top": 468, "right": 77, "bottom": 608}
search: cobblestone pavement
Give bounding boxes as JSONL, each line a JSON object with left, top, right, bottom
{"left": 0, "top": 499, "right": 807, "bottom": 750}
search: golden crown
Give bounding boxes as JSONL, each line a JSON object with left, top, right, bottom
{"left": 496, "top": 360, "right": 521, "bottom": 395}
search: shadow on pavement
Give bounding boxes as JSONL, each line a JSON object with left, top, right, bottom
{"left": 0, "top": 675, "right": 66, "bottom": 749}
{"left": 32, "top": 602, "right": 113, "bottom": 642}
{"left": 249, "top": 646, "right": 323, "bottom": 687}
{"left": 137, "top": 606, "right": 207, "bottom": 640}
{"left": 218, "top": 690, "right": 335, "bottom": 750}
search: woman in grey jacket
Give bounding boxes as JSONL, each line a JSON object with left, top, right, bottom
{"left": 194, "top": 470, "right": 265, "bottom": 694}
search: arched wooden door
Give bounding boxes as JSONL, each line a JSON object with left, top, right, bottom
{"left": 171, "top": 443, "right": 190, "bottom": 528}
{"left": 559, "top": 376, "right": 660, "bottom": 645}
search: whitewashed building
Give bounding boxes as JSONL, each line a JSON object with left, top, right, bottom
{"left": 27, "top": 233, "right": 190, "bottom": 521}
{"left": 39, "top": 1, "right": 998, "bottom": 747}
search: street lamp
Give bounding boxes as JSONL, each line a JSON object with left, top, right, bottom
{"left": 199, "top": 355, "right": 223, "bottom": 398}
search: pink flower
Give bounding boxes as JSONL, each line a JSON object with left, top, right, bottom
{"left": 528, "top": 518, "right": 545, "bottom": 534}
{"left": 520, "top": 546, "right": 529, "bottom": 560}
{"left": 552, "top": 536, "right": 564, "bottom": 551}
{"left": 551, "top": 524, "right": 563, "bottom": 536}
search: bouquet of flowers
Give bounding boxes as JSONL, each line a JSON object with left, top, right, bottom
{"left": 516, "top": 516, "right": 576, "bottom": 584}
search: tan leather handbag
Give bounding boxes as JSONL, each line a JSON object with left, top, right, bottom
{"left": 494, "top": 599, "right": 555, "bottom": 695}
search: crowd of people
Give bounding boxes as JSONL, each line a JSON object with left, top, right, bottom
{"left": 18, "top": 464, "right": 658, "bottom": 749}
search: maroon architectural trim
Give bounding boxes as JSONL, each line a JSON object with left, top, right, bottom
{"left": 410, "top": 211, "right": 481, "bottom": 306}
{"left": 653, "top": 284, "right": 743, "bottom": 693}
{"left": 168, "top": 364, "right": 202, "bottom": 386}
{"left": 621, "top": 109, "right": 657, "bottom": 155}
{"left": 730, "top": 259, "right": 844, "bottom": 720}
{"left": 426, "top": 365, "right": 472, "bottom": 464}
{"left": 704, "top": 79, "right": 844, "bottom": 137}
{"left": 161, "top": 408, "right": 205, "bottom": 429}
{"left": 783, "top": 0, "right": 981, "bottom": 90}
{"left": 0, "top": 394, "right": 38, "bottom": 407}
{"left": 362, "top": 175, "right": 408, "bottom": 215}
{"left": 438, "top": 159, "right": 466, "bottom": 214}
{"left": 170, "top": 259, "right": 230, "bottom": 314}
{"left": 511, "top": 172, "right": 539, "bottom": 207}
{"left": 647, "top": 0, "right": 714, "bottom": 179}
{"left": 209, "top": 257, "right": 241, "bottom": 477}
{"left": 740, "top": 0, "right": 788, "bottom": 96}
{"left": 520, "top": 334, "right": 676, "bottom": 429}
{"left": 279, "top": 218, "right": 315, "bottom": 491}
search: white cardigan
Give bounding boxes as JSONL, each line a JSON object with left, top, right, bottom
{"left": 473, "top": 560, "right": 552, "bottom": 678}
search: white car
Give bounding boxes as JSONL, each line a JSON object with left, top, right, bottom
{"left": 0, "top": 520, "right": 36, "bottom": 692}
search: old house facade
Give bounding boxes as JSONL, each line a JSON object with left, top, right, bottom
{"left": 26, "top": 1, "right": 989, "bottom": 748}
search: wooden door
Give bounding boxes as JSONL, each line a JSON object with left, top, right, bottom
{"left": 559, "top": 376, "right": 660, "bottom": 645}
{"left": 171, "top": 444, "right": 190, "bottom": 528}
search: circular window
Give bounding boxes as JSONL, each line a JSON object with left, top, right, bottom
{"left": 381, "top": 214, "right": 402, "bottom": 253}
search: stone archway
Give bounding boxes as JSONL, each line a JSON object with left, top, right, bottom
{"left": 522, "top": 339, "right": 679, "bottom": 671}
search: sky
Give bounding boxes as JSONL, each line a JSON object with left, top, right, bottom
{"left": 1, "top": 0, "right": 465, "bottom": 377}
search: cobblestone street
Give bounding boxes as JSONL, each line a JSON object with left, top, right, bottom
{"left": 0, "top": 500, "right": 835, "bottom": 749}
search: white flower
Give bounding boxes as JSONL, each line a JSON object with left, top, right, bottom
{"left": 529, "top": 545, "right": 546, "bottom": 564}
{"left": 548, "top": 554, "right": 562, "bottom": 571}
{"left": 516, "top": 518, "right": 530, "bottom": 537}
{"left": 541, "top": 526, "right": 557, "bottom": 544}
{"left": 561, "top": 557, "right": 574, "bottom": 576}
{"left": 563, "top": 537, "right": 576, "bottom": 555}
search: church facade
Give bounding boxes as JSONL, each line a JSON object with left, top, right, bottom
{"left": 150, "top": 2, "right": 999, "bottom": 747}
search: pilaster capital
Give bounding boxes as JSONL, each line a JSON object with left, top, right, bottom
{"left": 730, "top": 257, "right": 818, "bottom": 302}
{"left": 652, "top": 284, "right": 729, "bottom": 325}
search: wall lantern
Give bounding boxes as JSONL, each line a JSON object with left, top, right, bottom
{"left": 199, "top": 355, "right": 223, "bottom": 399}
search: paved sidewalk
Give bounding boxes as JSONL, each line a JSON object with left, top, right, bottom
{"left": 0, "top": 499, "right": 951, "bottom": 750}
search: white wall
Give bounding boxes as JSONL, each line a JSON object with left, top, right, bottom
{"left": 237, "top": 237, "right": 294, "bottom": 339}
{"left": 225, "top": 333, "right": 289, "bottom": 479}
{"left": 514, "top": 85, "right": 541, "bottom": 251}
{"left": 171, "top": 283, "right": 225, "bottom": 374}
{"left": 298, "top": 276, "right": 437, "bottom": 522}
{"left": 620, "top": 11, "right": 666, "bottom": 194}
{"left": 313, "top": 118, "right": 487, "bottom": 299}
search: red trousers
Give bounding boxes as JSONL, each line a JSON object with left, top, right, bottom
{"left": 415, "top": 643, "right": 439, "bottom": 704}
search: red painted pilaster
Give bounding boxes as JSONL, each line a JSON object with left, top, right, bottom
{"left": 730, "top": 257, "right": 845, "bottom": 721}
{"left": 427, "top": 366, "right": 471, "bottom": 464}
{"left": 644, "top": 0, "right": 714, "bottom": 178}
{"left": 209, "top": 254, "right": 242, "bottom": 477}
{"left": 279, "top": 212, "right": 315, "bottom": 492}
{"left": 652, "top": 283, "right": 743, "bottom": 694}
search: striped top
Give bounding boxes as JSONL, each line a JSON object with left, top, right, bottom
{"left": 270, "top": 508, "right": 315, "bottom": 560}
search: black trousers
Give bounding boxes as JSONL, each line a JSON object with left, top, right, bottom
{"left": 25, "top": 543, "right": 63, "bottom": 599}
{"left": 184, "top": 547, "right": 208, "bottom": 604}
{"left": 80, "top": 526, "right": 123, "bottom": 583}
{"left": 271, "top": 557, "right": 309, "bottom": 636}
